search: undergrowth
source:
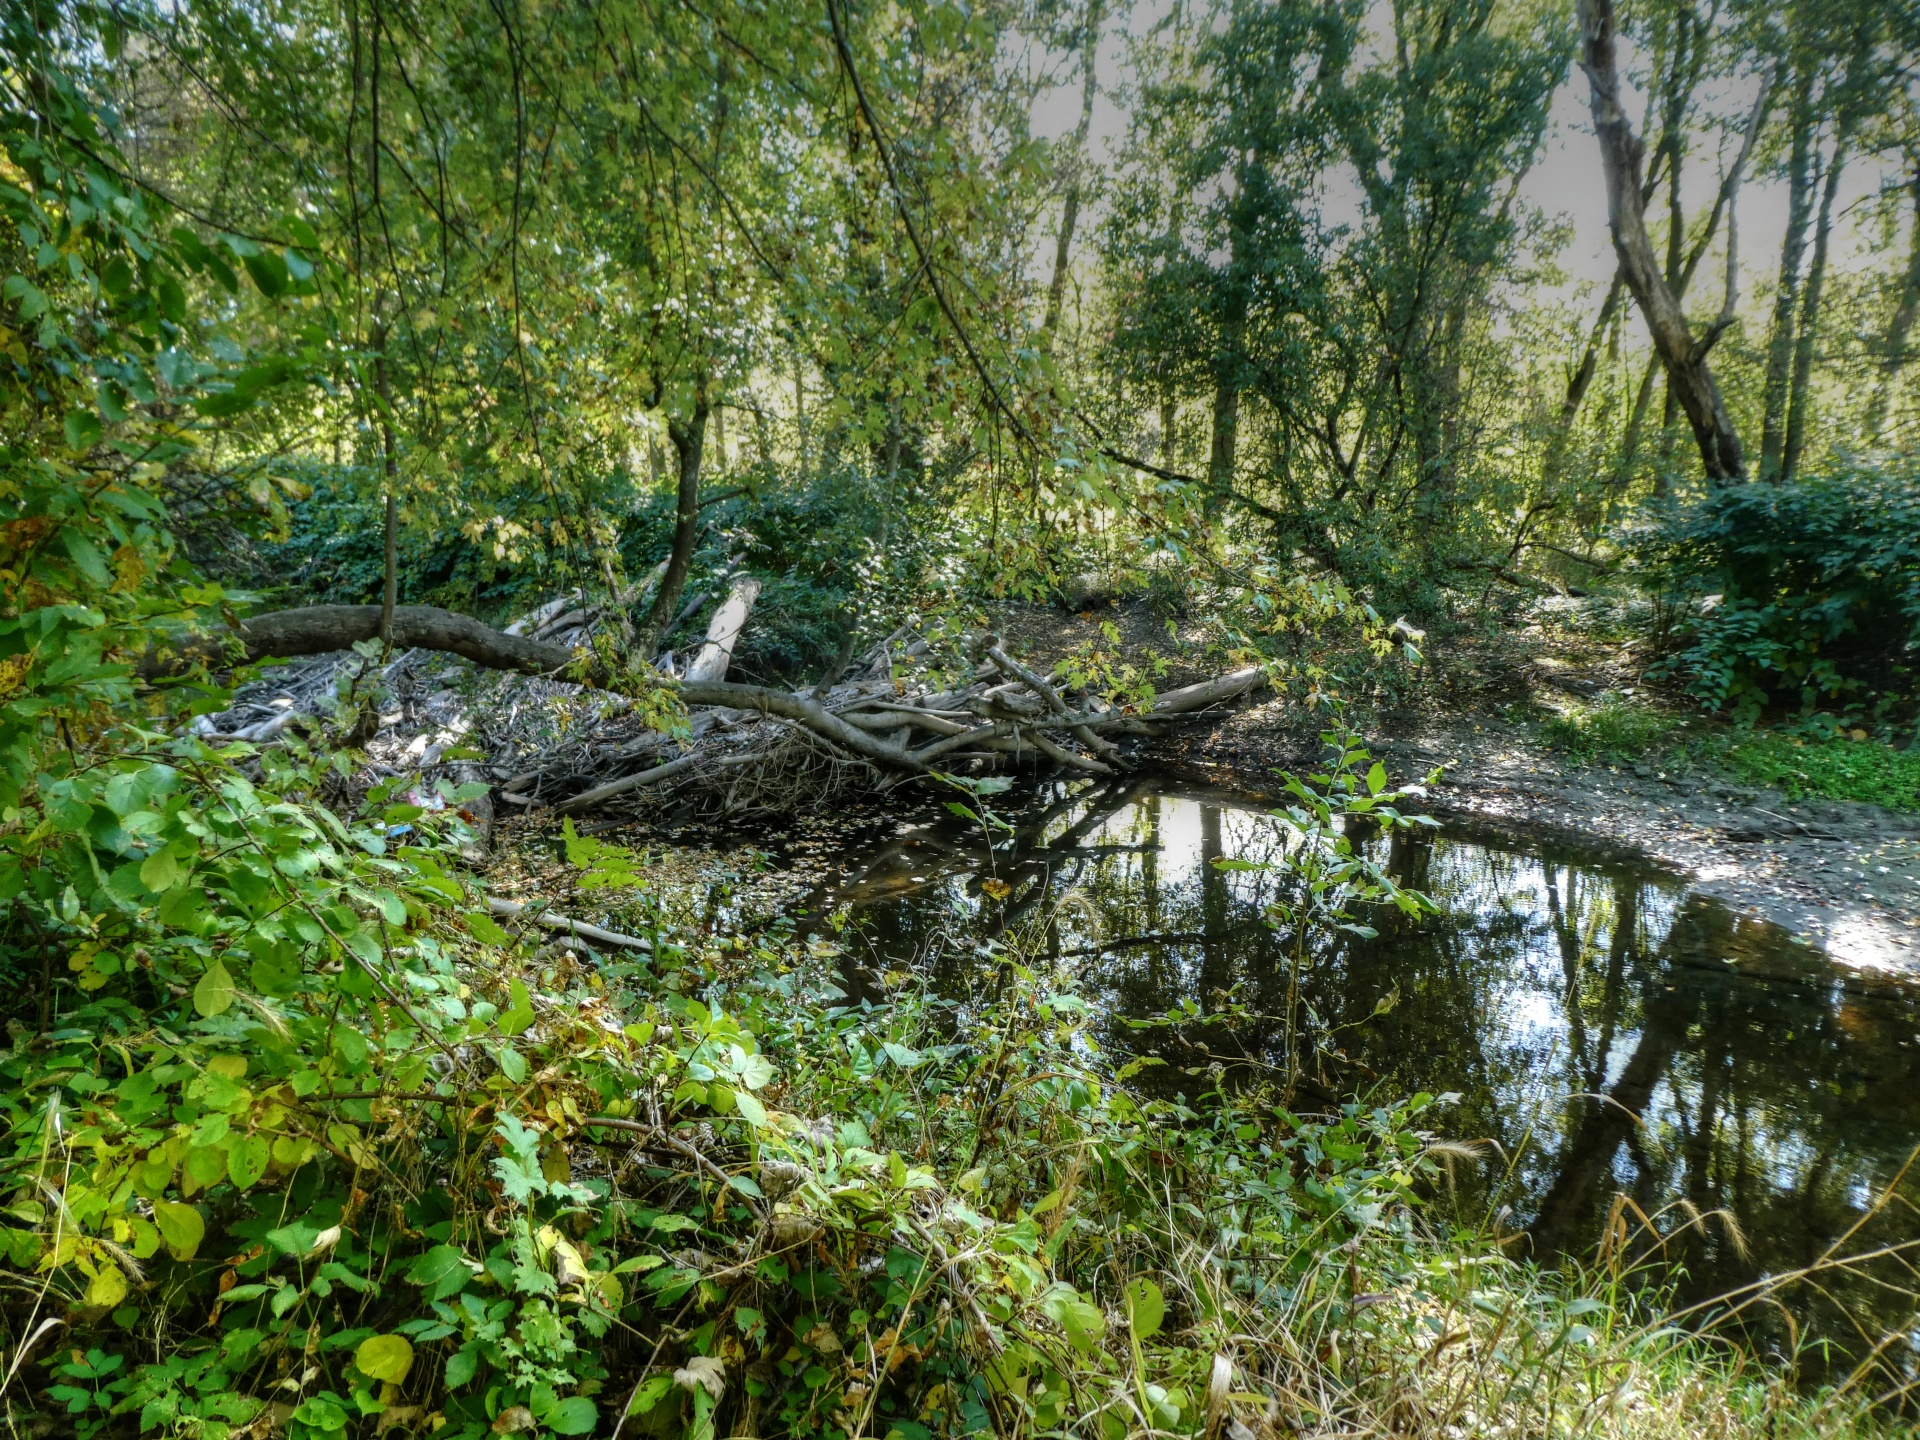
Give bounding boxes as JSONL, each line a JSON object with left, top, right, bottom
{"left": 1540, "top": 695, "right": 1672, "bottom": 763}
{"left": 1, "top": 744, "right": 1910, "bottom": 1438}
{"left": 1716, "top": 732, "right": 1920, "bottom": 812}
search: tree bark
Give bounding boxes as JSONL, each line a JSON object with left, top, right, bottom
{"left": 1041, "top": 0, "right": 1103, "bottom": 348}
{"left": 683, "top": 574, "right": 761, "bottom": 683}
{"left": 1782, "top": 134, "right": 1848, "bottom": 482}
{"left": 143, "top": 604, "right": 581, "bottom": 680}
{"left": 1576, "top": 0, "right": 1745, "bottom": 482}
{"left": 1207, "top": 236, "right": 1246, "bottom": 514}
{"left": 1759, "top": 84, "right": 1817, "bottom": 480}
{"left": 634, "top": 400, "right": 710, "bottom": 657}
{"left": 1868, "top": 162, "right": 1920, "bottom": 438}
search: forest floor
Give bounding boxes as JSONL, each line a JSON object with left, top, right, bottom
{"left": 992, "top": 597, "right": 1920, "bottom": 973}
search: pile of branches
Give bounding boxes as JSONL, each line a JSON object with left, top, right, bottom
{"left": 159, "top": 586, "right": 1270, "bottom": 823}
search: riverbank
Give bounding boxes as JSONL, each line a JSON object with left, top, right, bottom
{"left": 988, "top": 598, "right": 1920, "bottom": 973}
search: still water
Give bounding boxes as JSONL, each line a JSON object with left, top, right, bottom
{"left": 803, "top": 773, "right": 1920, "bottom": 1354}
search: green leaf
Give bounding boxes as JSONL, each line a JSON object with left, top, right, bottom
{"left": 1124, "top": 1277, "right": 1165, "bottom": 1340}
{"left": 192, "top": 961, "right": 235, "bottom": 1018}
{"left": 406, "top": 1244, "right": 475, "bottom": 1301}
{"left": 497, "top": 979, "right": 535, "bottom": 1037}
{"left": 467, "top": 912, "right": 512, "bottom": 946}
{"left": 227, "top": 1134, "right": 271, "bottom": 1190}
{"left": 1039, "top": 1284, "right": 1106, "bottom": 1352}
{"left": 241, "top": 249, "right": 290, "bottom": 297}
{"left": 153, "top": 1201, "right": 204, "bottom": 1260}
{"left": 732, "top": 1089, "right": 767, "bottom": 1128}
{"left": 62, "top": 410, "right": 103, "bottom": 452}
{"left": 139, "top": 848, "right": 181, "bottom": 892}
{"left": 354, "top": 1334, "right": 413, "bottom": 1384}
{"left": 545, "top": 1397, "right": 597, "bottom": 1435}
{"left": 293, "top": 1396, "right": 346, "bottom": 1429}
{"left": 1366, "top": 761, "right": 1387, "bottom": 795}
{"left": 735, "top": 1052, "right": 774, "bottom": 1089}
{"left": 444, "top": 1347, "right": 479, "bottom": 1388}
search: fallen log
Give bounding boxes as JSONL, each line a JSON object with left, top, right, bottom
{"left": 142, "top": 604, "right": 578, "bottom": 680}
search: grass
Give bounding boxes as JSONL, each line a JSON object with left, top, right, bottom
{"left": 1539, "top": 691, "right": 1920, "bottom": 814}
{"left": 1720, "top": 731, "right": 1920, "bottom": 811}
{"left": 1540, "top": 694, "right": 1672, "bottom": 763}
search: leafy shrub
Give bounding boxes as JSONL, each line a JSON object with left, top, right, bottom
{"left": 1632, "top": 464, "right": 1920, "bottom": 718}
{"left": 1541, "top": 695, "right": 1669, "bottom": 761}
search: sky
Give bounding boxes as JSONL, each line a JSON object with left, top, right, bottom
{"left": 1023, "top": 0, "right": 1906, "bottom": 341}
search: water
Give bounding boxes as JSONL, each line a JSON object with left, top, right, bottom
{"left": 800, "top": 772, "right": 1920, "bottom": 1359}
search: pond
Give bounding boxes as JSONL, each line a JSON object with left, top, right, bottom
{"left": 795, "top": 771, "right": 1920, "bottom": 1364}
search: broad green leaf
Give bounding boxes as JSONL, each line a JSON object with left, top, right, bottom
{"left": 192, "top": 961, "right": 235, "bottom": 1017}
{"left": 1366, "top": 761, "right": 1387, "bottom": 795}
{"left": 467, "top": 912, "right": 512, "bottom": 946}
{"left": 354, "top": 1333, "right": 413, "bottom": 1384}
{"left": 545, "top": 1397, "right": 597, "bottom": 1435}
{"left": 1124, "top": 1277, "right": 1165, "bottom": 1340}
{"left": 732, "top": 1089, "right": 767, "bottom": 1128}
{"left": 497, "top": 979, "right": 535, "bottom": 1037}
{"left": 139, "top": 848, "right": 181, "bottom": 892}
{"left": 227, "top": 1134, "right": 271, "bottom": 1190}
{"left": 1039, "top": 1284, "right": 1106, "bottom": 1352}
{"left": 153, "top": 1201, "right": 204, "bottom": 1260}
{"left": 406, "top": 1244, "right": 476, "bottom": 1301}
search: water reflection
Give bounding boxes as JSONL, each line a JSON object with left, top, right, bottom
{"left": 805, "top": 774, "right": 1920, "bottom": 1358}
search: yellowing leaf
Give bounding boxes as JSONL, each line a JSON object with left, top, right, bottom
{"left": 355, "top": 1333, "right": 414, "bottom": 1384}
{"left": 153, "top": 1201, "right": 204, "bottom": 1260}
{"left": 193, "top": 961, "right": 235, "bottom": 1017}
{"left": 86, "top": 1263, "right": 129, "bottom": 1308}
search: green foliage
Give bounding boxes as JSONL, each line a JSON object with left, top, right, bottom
{"left": 1719, "top": 732, "right": 1920, "bottom": 812}
{"left": 1209, "top": 720, "right": 1439, "bottom": 1099}
{"left": 1541, "top": 695, "right": 1671, "bottom": 763}
{"left": 1635, "top": 464, "right": 1920, "bottom": 718}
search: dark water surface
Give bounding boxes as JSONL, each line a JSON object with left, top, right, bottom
{"left": 801, "top": 772, "right": 1920, "bottom": 1355}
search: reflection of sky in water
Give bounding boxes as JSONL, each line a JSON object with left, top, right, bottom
{"left": 818, "top": 775, "right": 1920, "bottom": 1365}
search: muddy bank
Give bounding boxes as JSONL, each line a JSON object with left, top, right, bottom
{"left": 1179, "top": 697, "right": 1920, "bottom": 971}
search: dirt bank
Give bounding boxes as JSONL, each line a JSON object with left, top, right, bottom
{"left": 983, "top": 598, "right": 1920, "bottom": 971}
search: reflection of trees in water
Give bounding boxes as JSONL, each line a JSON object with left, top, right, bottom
{"left": 821, "top": 778, "right": 1920, "bottom": 1362}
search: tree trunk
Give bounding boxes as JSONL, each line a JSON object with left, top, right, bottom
{"left": 1207, "top": 229, "right": 1246, "bottom": 514}
{"left": 634, "top": 400, "right": 710, "bottom": 657}
{"left": 1620, "top": 353, "right": 1660, "bottom": 496}
{"left": 1759, "top": 88, "right": 1817, "bottom": 480}
{"left": 683, "top": 575, "right": 761, "bottom": 684}
{"left": 1782, "top": 135, "right": 1848, "bottom": 481}
{"left": 1868, "top": 162, "right": 1920, "bottom": 438}
{"left": 1576, "top": 0, "right": 1745, "bottom": 483}
{"left": 1041, "top": 0, "right": 1103, "bottom": 348}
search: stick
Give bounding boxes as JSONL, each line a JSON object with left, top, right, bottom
{"left": 485, "top": 898, "right": 652, "bottom": 953}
